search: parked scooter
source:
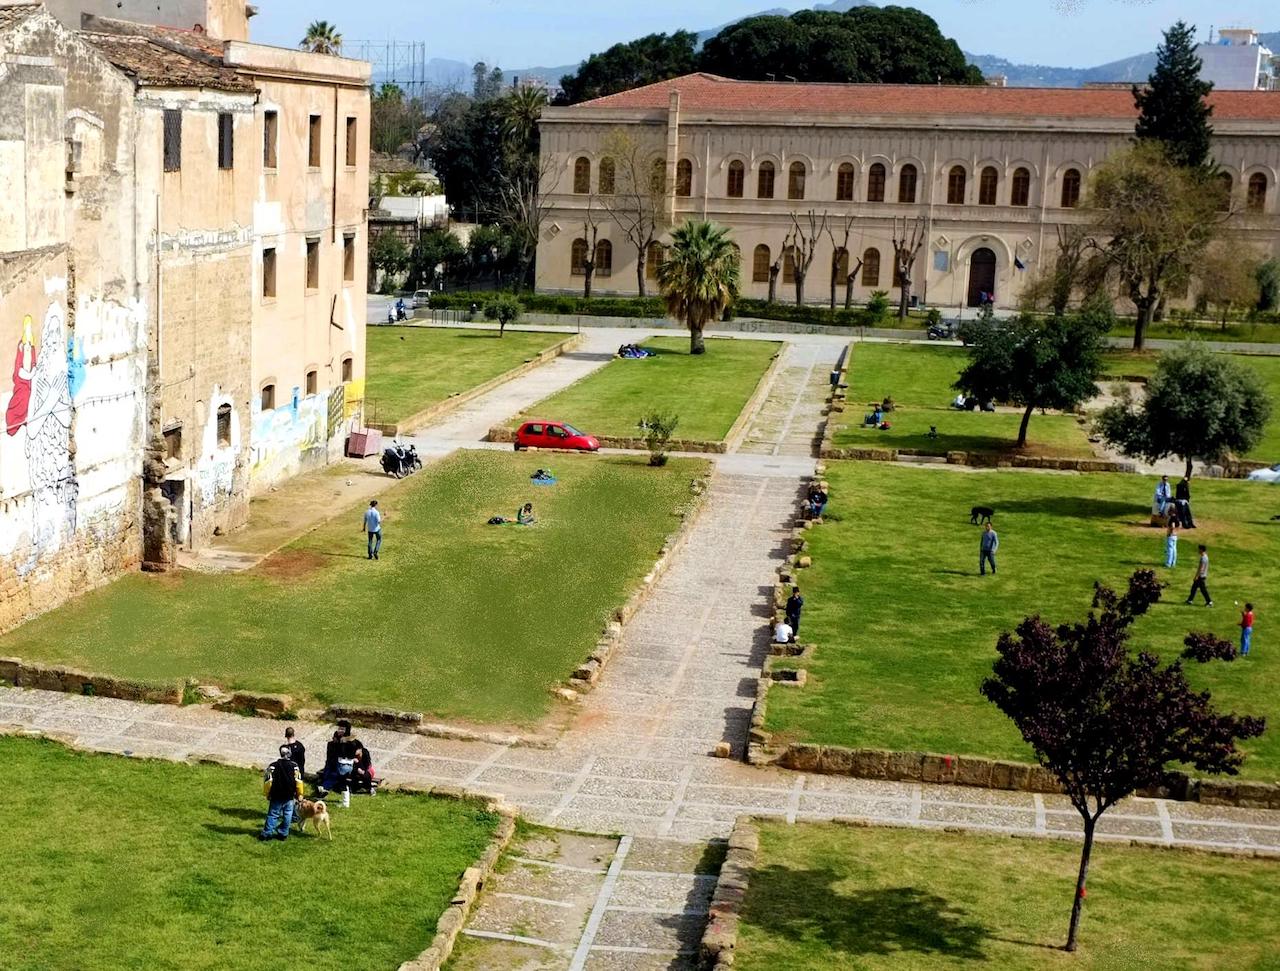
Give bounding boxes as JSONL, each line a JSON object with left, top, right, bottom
{"left": 380, "top": 443, "right": 422, "bottom": 478}
{"left": 395, "top": 299, "right": 408, "bottom": 321}
{"left": 926, "top": 320, "right": 955, "bottom": 340}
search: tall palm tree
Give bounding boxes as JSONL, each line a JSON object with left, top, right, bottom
{"left": 503, "top": 85, "right": 548, "bottom": 152}
{"left": 656, "top": 220, "right": 740, "bottom": 355}
{"left": 300, "top": 20, "right": 343, "bottom": 55}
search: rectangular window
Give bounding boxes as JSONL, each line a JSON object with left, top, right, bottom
{"left": 163, "top": 425, "right": 182, "bottom": 460}
{"left": 305, "top": 369, "right": 318, "bottom": 396}
{"left": 345, "top": 116, "right": 357, "bottom": 167}
{"left": 217, "top": 112, "right": 233, "bottom": 170}
{"left": 308, "top": 114, "right": 322, "bottom": 168}
{"left": 262, "top": 246, "right": 276, "bottom": 298}
{"left": 215, "top": 406, "right": 231, "bottom": 447}
{"left": 343, "top": 233, "right": 355, "bottom": 283}
{"left": 305, "top": 238, "right": 320, "bottom": 290}
{"left": 163, "top": 109, "right": 182, "bottom": 172}
{"left": 263, "top": 110, "right": 278, "bottom": 169}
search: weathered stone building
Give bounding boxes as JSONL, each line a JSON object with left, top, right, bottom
{"left": 536, "top": 73, "right": 1280, "bottom": 311}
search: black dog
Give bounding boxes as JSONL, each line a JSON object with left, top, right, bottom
{"left": 970, "top": 506, "right": 995, "bottom": 525}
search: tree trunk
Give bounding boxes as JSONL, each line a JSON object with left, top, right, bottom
{"left": 1065, "top": 816, "right": 1096, "bottom": 952}
{"left": 636, "top": 252, "right": 647, "bottom": 298}
{"left": 1184, "top": 454, "right": 1194, "bottom": 479}
{"left": 830, "top": 263, "right": 838, "bottom": 310}
{"left": 1016, "top": 403, "right": 1034, "bottom": 448}
{"left": 898, "top": 281, "right": 911, "bottom": 320}
{"left": 795, "top": 274, "right": 805, "bottom": 306}
{"left": 768, "top": 266, "right": 779, "bottom": 304}
{"left": 689, "top": 320, "right": 705, "bottom": 355}
{"left": 1132, "top": 299, "right": 1154, "bottom": 351}
{"left": 583, "top": 263, "right": 594, "bottom": 300}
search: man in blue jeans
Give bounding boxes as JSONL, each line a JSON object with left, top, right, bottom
{"left": 363, "top": 499, "right": 382, "bottom": 560}
{"left": 979, "top": 522, "right": 998, "bottom": 575}
{"left": 260, "top": 745, "right": 303, "bottom": 841}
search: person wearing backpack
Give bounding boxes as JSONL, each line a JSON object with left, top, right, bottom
{"left": 260, "top": 745, "right": 303, "bottom": 841}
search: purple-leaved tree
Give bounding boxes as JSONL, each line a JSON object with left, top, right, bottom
{"left": 981, "top": 569, "right": 1264, "bottom": 952}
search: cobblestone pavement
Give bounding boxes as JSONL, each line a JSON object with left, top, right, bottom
{"left": 736, "top": 342, "right": 839, "bottom": 457}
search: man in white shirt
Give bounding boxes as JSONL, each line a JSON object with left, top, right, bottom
{"left": 1153, "top": 475, "right": 1171, "bottom": 517}
{"left": 362, "top": 500, "right": 383, "bottom": 560}
{"left": 774, "top": 619, "right": 794, "bottom": 644}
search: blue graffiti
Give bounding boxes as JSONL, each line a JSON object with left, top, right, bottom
{"left": 66, "top": 336, "right": 85, "bottom": 400}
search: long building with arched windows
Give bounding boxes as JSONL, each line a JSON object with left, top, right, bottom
{"left": 535, "top": 73, "right": 1280, "bottom": 311}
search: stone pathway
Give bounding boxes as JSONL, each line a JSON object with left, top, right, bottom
{"left": 736, "top": 342, "right": 838, "bottom": 457}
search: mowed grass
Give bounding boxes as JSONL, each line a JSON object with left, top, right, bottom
{"left": 0, "top": 450, "right": 706, "bottom": 725}
{"left": 513, "top": 336, "right": 781, "bottom": 442}
{"left": 767, "top": 462, "right": 1280, "bottom": 779}
{"left": 365, "top": 326, "right": 570, "bottom": 424}
{"left": 0, "top": 736, "right": 497, "bottom": 971}
{"left": 736, "top": 821, "right": 1280, "bottom": 971}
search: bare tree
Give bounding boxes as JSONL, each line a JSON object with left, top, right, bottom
{"left": 789, "top": 210, "right": 828, "bottom": 305}
{"left": 598, "top": 129, "right": 666, "bottom": 297}
{"left": 827, "top": 212, "right": 864, "bottom": 311}
{"left": 580, "top": 200, "right": 600, "bottom": 299}
{"left": 767, "top": 229, "right": 791, "bottom": 305}
{"left": 891, "top": 216, "right": 926, "bottom": 320}
{"left": 1019, "top": 224, "right": 1099, "bottom": 318}
{"left": 493, "top": 153, "right": 558, "bottom": 292}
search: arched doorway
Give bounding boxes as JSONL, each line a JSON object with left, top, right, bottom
{"left": 967, "top": 248, "right": 997, "bottom": 307}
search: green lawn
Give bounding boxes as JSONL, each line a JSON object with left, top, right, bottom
{"left": 365, "top": 326, "right": 570, "bottom": 424}
{"left": 736, "top": 821, "right": 1280, "bottom": 970}
{"left": 0, "top": 450, "right": 706, "bottom": 726}
{"left": 0, "top": 736, "right": 497, "bottom": 971}
{"left": 769, "top": 462, "right": 1280, "bottom": 780}
{"left": 512, "top": 336, "right": 781, "bottom": 442}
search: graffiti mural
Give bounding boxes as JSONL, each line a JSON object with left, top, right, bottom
{"left": 5, "top": 315, "right": 35, "bottom": 436}
{"left": 249, "top": 389, "right": 329, "bottom": 486}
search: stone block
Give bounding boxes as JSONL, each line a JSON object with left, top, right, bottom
{"left": 224, "top": 691, "right": 292, "bottom": 716}
{"left": 781, "top": 743, "right": 822, "bottom": 772}
{"left": 850, "top": 748, "right": 890, "bottom": 779}
{"left": 325, "top": 704, "right": 422, "bottom": 728}
{"left": 817, "top": 746, "right": 854, "bottom": 774}
{"left": 1233, "top": 782, "right": 1280, "bottom": 810}
{"left": 713, "top": 741, "right": 732, "bottom": 758}
{"left": 1198, "top": 779, "right": 1237, "bottom": 806}
{"left": 921, "top": 753, "right": 958, "bottom": 784}
{"left": 990, "top": 760, "right": 1032, "bottom": 791}
{"left": 1026, "top": 765, "right": 1063, "bottom": 794}
{"left": 885, "top": 750, "right": 925, "bottom": 781}
{"left": 0, "top": 657, "right": 20, "bottom": 682}
{"left": 796, "top": 555, "right": 812, "bottom": 569}
{"left": 953, "top": 756, "right": 993, "bottom": 788}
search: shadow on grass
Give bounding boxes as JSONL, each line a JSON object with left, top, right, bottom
{"left": 745, "top": 866, "right": 991, "bottom": 961}
{"left": 985, "top": 497, "right": 1137, "bottom": 520}
{"left": 202, "top": 823, "right": 257, "bottom": 837}
{"left": 215, "top": 806, "right": 264, "bottom": 821}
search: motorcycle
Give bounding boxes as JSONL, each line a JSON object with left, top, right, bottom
{"left": 380, "top": 444, "right": 422, "bottom": 478}
{"left": 395, "top": 300, "right": 408, "bottom": 321}
{"left": 926, "top": 320, "right": 955, "bottom": 340}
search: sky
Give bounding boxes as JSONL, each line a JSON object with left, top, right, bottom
{"left": 253, "top": 1, "right": 1278, "bottom": 71}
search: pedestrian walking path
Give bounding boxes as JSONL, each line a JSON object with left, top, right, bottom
{"left": 736, "top": 342, "right": 839, "bottom": 457}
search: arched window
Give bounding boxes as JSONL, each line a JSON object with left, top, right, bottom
{"left": 834, "top": 247, "right": 849, "bottom": 280}
{"left": 787, "top": 160, "right": 806, "bottom": 200}
{"left": 947, "top": 166, "right": 966, "bottom": 205}
{"left": 1011, "top": 167, "right": 1031, "bottom": 207}
{"left": 573, "top": 156, "right": 590, "bottom": 194}
{"left": 1060, "top": 168, "right": 1082, "bottom": 208}
{"left": 570, "top": 238, "right": 587, "bottom": 275}
{"left": 978, "top": 166, "right": 998, "bottom": 206}
{"left": 898, "top": 164, "right": 917, "bottom": 203}
{"left": 645, "top": 241, "right": 664, "bottom": 281}
{"left": 757, "top": 161, "right": 775, "bottom": 199}
{"left": 867, "top": 163, "right": 886, "bottom": 202}
{"left": 594, "top": 240, "right": 612, "bottom": 277}
{"left": 1247, "top": 173, "right": 1267, "bottom": 213}
{"left": 861, "top": 247, "right": 880, "bottom": 287}
{"left": 598, "top": 156, "right": 615, "bottom": 195}
{"left": 341, "top": 355, "right": 353, "bottom": 383}
{"left": 752, "top": 244, "right": 771, "bottom": 283}
{"left": 727, "top": 160, "right": 745, "bottom": 198}
{"left": 836, "top": 163, "right": 855, "bottom": 202}
{"left": 215, "top": 403, "right": 232, "bottom": 447}
{"left": 675, "top": 158, "right": 693, "bottom": 197}
{"left": 782, "top": 246, "right": 796, "bottom": 284}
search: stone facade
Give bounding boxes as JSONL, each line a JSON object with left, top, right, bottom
{"left": 536, "top": 73, "right": 1280, "bottom": 312}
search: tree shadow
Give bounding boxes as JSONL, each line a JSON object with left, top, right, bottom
{"left": 215, "top": 806, "right": 264, "bottom": 821}
{"left": 986, "top": 497, "right": 1137, "bottom": 520}
{"left": 744, "top": 865, "right": 991, "bottom": 961}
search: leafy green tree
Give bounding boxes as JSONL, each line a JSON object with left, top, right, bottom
{"left": 472, "top": 61, "right": 504, "bottom": 101}
{"left": 1197, "top": 240, "right": 1262, "bottom": 327}
{"left": 503, "top": 85, "right": 548, "bottom": 150}
{"left": 369, "top": 232, "right": 409, "bottom": 284}
{"left": 556, "top": 32, "right": 698, "bottom": 105}
{"left": 425, "top": 97, "right": 507, "bottom": 219}
{"left": 483, "top": 293, "right": 521, "bottom": 337}
{"left": 1134, "top": 21, "right": 1214, "bottom": 170}
{"left": 300, "top": 20, "right": 342, "bottom": 55}
{"left": 1096, "top": 343, "right": 1272, "bottom": 478}
{"left": 656, "top": 220, "right": 741, "bottom": 355}
{"left": 1256, "top": 258, "right": 1280, "bottom": 312}
{"left": 955, "top": 302, "right": 1110, "bottom": 448}
{"left": 408, "top": 227, "right": 466, "bottom": 290}
{"left": 371, "top": 83, "right": 429, "bottom": 156}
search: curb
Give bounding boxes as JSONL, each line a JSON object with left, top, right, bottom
{"left": 724, "top": 345, "right": 788, "bottom": 452}
{"left": 699, "top": 816, "right": 759, "bottom": 969}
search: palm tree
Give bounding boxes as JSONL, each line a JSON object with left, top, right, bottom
{"left": 300, "top": 20, "right": 342, "bottom": 55}
{"left": 503, "top": 85, "right": 548, "bottom": 152}
{"left": 656, "top": 220, "right": 740, "bottom": 355}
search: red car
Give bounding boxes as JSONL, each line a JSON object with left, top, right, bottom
{"left": 513, "top": 420, "right": 600, "bottom": 452}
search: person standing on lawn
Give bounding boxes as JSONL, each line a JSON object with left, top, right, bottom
{"left": 1186, "top": 545, "right": 1212, "bottom": 606}
{"left": 1164, "top": 519, "right": 1178, "bottom": 568}
{"left": 979, "top": 522, "right": 998, "bottom": 576}
{"left": 1240, "top": 603, "right": 1255, "bottom": 657}
{"left": 363, "top": 500, "right": 382, "bottom": 560}
{"left": 1153, "top": 475, "right": 1172, "bottom": 517}
{"left": 260, "top": 745, "right": 303, "bottom": 841}
{"left": 1175, "top": 476, "right": 1196, "bottom": 528}
{"left": 785, "top": 587, "right": 804, "bottom": 638}
{"left": 283, "top": 726, "right": 305, "bottom": 778}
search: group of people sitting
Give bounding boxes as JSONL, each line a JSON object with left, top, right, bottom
{"left": 617, "top": 343, "right": 655, "bottom": 359}
{"left": 951, "top": 393, "right": 996, "bottom": 412}
{"left": 259, "top": 720, "right": 376, "bottom": 840}
{"left": 1153, "top": 474, "right": 1197, "bottom": 529}
{"left": 315, "top": 719, "right": 376, "bottom": 806}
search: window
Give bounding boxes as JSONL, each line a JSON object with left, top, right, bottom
{"left": 262, "top": 246, "right": 276, "bottom": 298}
{"left": 781, "top": 246, "right": 796, "bottom": 285}
{"left": 752, "top": 244, "right": 771, "bottom": 283}
{"left": 1215, "top": 172, "right": 1232, "bottom": 212}
{"left": 834, "top": 247, "right": 849, "bottom": 280}
{"left": 757, "top": 161, "right": 775, "bottom": 199}
{"left": 163, "top": 109, "right": 181, "bottom": 172}
{"left": 163, "top": 425, "right": 182, "bottom": 460}
{"left": 1011, "top": 167, "right": 1030, "bottom": 207}
{"left": 645, "top": 241, "right": 663, "bottom": 281}
{"left": 527, "top": 424, "right": 543, "bottom": 435}
{"left": 345, "top": 116, "right": 357, "bottom": 167}
{"left": 308, "top": 114, "right": 322, "bottom": 168}
{"left": 594, "top": 240, "right": 612, "bottom": 277}
{"left": 573, "top": 156, "right": 590, "bottom": 194}
{"left": 216, "top": 405, "right": 231, "bottom": 446}
{"left": 787, "top": 161, "right": 805, "bottom": 200}
{"left": 836, "top": 163, "right": 855, "bottom": 202}
{"left": 675, "top": 158, "right": 693, "bottom": 197}
{"left": 570, "top": 237, "right": 587, "bottom": 275}
{"left": 947, "top": 166, "right": 967, "bottom": 204}
{"left": 898, "top": 164, "right": 917, "bottom": 203}
{"left": 343, "top": 233, "right": 355, "bottom": 283}
{"left": 217, "top": 112, "right": 233, "bottom": 170}
{"left": 727, "top": 160, "right": 744, "bottom": 198}
{"left": 547, "top": 425, "right": 568, "bottom": 439}
{"left": 305, "top": 369, "right": 318, "bottom": 396}
{"left": 867, "top": 163, "right": 886, "bottom": 202}
{"left": 305, "top": 238, "right": 319, "bottom": 290}
{"left": 1248, "top": 173, "right": 1268, "bottom": 213}
{"left": 1060, "top": 168, "right": 1081, "bottom": 208}
{"left": 263, "top": 110, "right": 278, "bottom": 168}
{"left": 976, "top": 166, "right": 997, "bottom": 206}
{"left": 341, "top": 356, "right": 353, "bottom": 383}
{"left": 261, "top": 384, "right": 275, "bottom": 411}
{"left": 598, "top": 156, "right": 615, "bottom": 194}
{"left": 861, "top": 247, "right": 880, "bottom": 287}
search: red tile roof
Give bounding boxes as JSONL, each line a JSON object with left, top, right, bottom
{"left": 577, "top": 73, "right": 1280, "bottom": 122}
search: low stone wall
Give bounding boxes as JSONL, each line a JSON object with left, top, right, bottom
{"left": 699, "top": 816, "right": 760, "bottom": 970}
{"left": 724, "top": 345, "right": 788, "bottom": 451}
{"left": 487, "top": 425, "right": 727, "bottom": 454}
{"left": 0, "top": 656, "right": 181, "bottom": 705}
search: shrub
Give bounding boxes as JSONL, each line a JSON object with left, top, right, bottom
{"left": 483, "top": 294, "right": 522, "bottom": 336}
{"left": 866, "top": 290, "right": 891, "bottom": 323}
{"left": 638, "top": 410, "right": 679, "bottom": 466}
{"left": 1181, "top": 631, "right": 1237, "bottom": 663}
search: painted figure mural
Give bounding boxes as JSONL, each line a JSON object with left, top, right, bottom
{"left": 5, "top": 314, "right": 35, "bottom": 436}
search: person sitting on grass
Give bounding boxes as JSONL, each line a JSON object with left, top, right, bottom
{"left": 773, "top": 618, "right": 794, "bottom": 644}
{"left": 806, "top": 484, "right": 828, "bottom": 519}
{"left": 516, "top": 502, "right": 535, "bottom": 525}
{"left": 349, "top": 741, "right": 376, "bottom": 796}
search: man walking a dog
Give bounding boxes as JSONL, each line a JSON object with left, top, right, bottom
{"left": 260, "top": 744, "right": 304, "bottom": 842}
{"left": 979, "top": 522, "right": 999, "bottom": 576}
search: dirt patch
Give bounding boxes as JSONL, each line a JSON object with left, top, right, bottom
{"left": 257, "top": 549, "right": 327, "bottom": 582}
